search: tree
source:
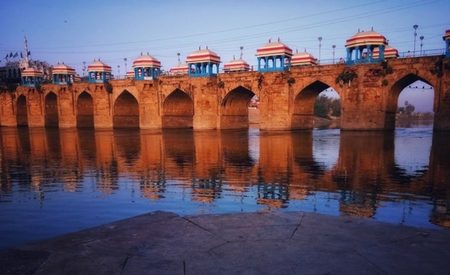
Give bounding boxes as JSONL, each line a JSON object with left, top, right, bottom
{"left": 314, "top": 95, "right": 341, "bottom": 118}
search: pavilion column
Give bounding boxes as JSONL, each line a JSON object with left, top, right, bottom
{"left": 379, "top": 45, "right": 385, "bottom": 60}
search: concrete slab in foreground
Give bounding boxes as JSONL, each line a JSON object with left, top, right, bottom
{"left": 1, "top": 211, "right": 450, "bottom": 275}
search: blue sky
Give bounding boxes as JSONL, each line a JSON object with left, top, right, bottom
{"left": 1, "top": 0, "right": 448, "bottom": 111}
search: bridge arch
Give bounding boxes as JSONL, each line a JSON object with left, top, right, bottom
{"left": 77, "top": 91, "right": 94, "bottom": 128}
{"left": 221, "top": 86, "right": 256, "bottom": 129}
{"left": 45, "top": 92, "right": 59, "bottom": 128}
{"left": 16, "top": 95, "right": 28, "bottom": 127}
{"left": 162, "top": 89, "right": 194, "bottom": 128}
{"left": 293, "top": 80, "right": 341, "bottom": 129}
{"left": 386, "top": 73, "right": 435, "bottom": 129}
{"left": 113, "top": 90, "right": 140, "bottom": 128}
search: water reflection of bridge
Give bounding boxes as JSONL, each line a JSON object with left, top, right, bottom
{"left": 0, "top": 128, "right": 448, "bottom": 227}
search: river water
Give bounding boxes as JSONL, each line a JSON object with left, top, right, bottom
{"left": 0, "top": 126, "right": 449, "bottom": 250}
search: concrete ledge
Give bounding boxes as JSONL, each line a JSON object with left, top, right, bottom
{"left": 1, "top": 211, "right": 449, "bottom": 274}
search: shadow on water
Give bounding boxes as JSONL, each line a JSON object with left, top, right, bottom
{"left": 0, "top": 126, "right": 449, "bottom": 249}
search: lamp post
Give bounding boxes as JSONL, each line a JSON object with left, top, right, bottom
{"left": 117, "top": 65, "right": 120, "bottom": 79}
{"left": 123, "top": 58, "right": 127, "bottom": 74}
{"left": 318, "top": 36, "right": 323, "bottom": 64}
{"left": 420, "top": 36, "right": 424, "bottom": 56}
{"left": 413, "top": 24, "right": 418, "bottom": 57}
{"left": 82, "top": 61, "right": 86, "bottom": 77}
{"left": 332, "top": 44, "right": 336, "bottom": 64}
{"left": 177, "top": 52, "right": 181, "bottom": 66}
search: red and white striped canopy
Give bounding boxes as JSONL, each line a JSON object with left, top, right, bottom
{"left": 87, "top": 60, "right": 112, "bottom": 73}
{"left": 256, "top": 39, "right": 292, "bottom": 57}
{"left": 22, "top": 67, "right": 43, "bottom": 77}
{"left": 52, "top": 63, "right": 75, "bottom": 75}
{"left": 443, "top": 29, "right": 450, "bottom": 41}
{"left": 132, "top": 54, "right": 161, "bottom": 68}
{"left": 186, "top": 48, "right": 220, "bottom": 64}
{"left": 223, "top": 59, "right": 250, "bottom": 72}
{"left": 169, "top": 64, "right": 189, "bottom": 75}
{"left": 373, "top": 46, "right": 399, "bottom": 59}
{"left": 291, "top": 51, "right": 317, "bottom": 66}
{"left": 345, "top": 30, "right": 387, "bottom": 48}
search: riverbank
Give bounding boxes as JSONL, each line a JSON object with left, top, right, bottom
{"left": 2, "top": 211, "right": 449, "bottom": 275}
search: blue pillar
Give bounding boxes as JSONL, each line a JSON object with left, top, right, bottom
{"left": 379, "top": 45, "right": 385, "bottom": 61}
{"left": 446, "top": 40, "right": 450, "bottom": 58}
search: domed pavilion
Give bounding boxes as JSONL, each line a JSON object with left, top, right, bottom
{"left": 345, "top": 29, "right": 387, "bottom": 64}
{"left": 290, "top": 50, "right": 317, "bottom": 66}
{"left": 223, "top": 56, "right": 250, "bottom": 72}
{"left": 52, "top": 63, "right": 76, "bottom": 84}
{"left": 186, "top": 47, "right": 220, "bottom": 77}
{"left": 169, "top": 64, "right": 189, "bottom": 75}
{"left": 443, "top": 29, "right": 450, "bottom": 58}
{"left": 87, "top": 59, "right": 112, "bottom": 83}
{"left": 21, "top": 67, "right": 43, "bottom": 87}
{"left": 132, "top": 53, "right": 161, "bottom": 80}
{"left": 256, "top": 38, "right": 292, "bottom": 72}
{"left": 373, "top": 45, "right": 399, "bottom": 59}
{"left": 126, "top": 71, "right": 135, "bottom": 79}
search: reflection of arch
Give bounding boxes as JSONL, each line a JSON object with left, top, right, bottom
{"left": 386, "top": 73, "right": 434, "bottom": 129}
{"left": 293, "top": 81, "right": 340, "bottom": 129}
{"left": 45, "top": 92, "right": 59, "bottom": 128}
{"left": 77, "top": 91, "right": 94, "bottom": 128}
{"left": 221, "top": 130, "right": 255, "bottom": 168}
{"left": 113, "top": 90, "right": 139, "bottom": 128}
{"left": 292, "top": 131, "right": 327, "bottom": 179}
{"left": 221, "top": 86, "right": 255, "bottom": 129}
{"left": 114, "top": 129, "right": 141, "bottom": 166}
{"left": 16, "top": 95, "right": 28, "bottom": 127}
{"left": 389, "top": 131, "right": 431, "bottom": 183}
{"left": 163, "top": 89, "right": 193, "bottom": 129}
{"left": 163, "top": 130, "right": 195, "bottom": 172}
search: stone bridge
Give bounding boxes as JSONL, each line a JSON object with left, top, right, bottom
{"left": 1, "top": 56, "right": 449, "bottom": 130}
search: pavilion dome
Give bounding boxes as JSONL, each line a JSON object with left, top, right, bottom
{"left": 22, "top": 67, "right": 43, "bottom": 77}
{"left": 126, "top": 71, "right": 135, "bottom": 79}
{"left": 52, "top": 63, "right": 75, "bottom": 75}
{"left": 443, "top": 29, "right": 450, "bottom": 41}
{"left": 132, "top": 53, "right": 161, "bottom": 68}
{"left": 256, "top": 39, "right": 293, "bottom": 57}
{"left": 373, "top": 45, "right": 399, "bottom": 59}
{"left": 291, "top": 50, "right": 317, "bottom": 66}
{"left": 223, "top": 58, "right": 250, "bottom": 72}
{"left": 186, "top": 47, "right": 220, "bottom": 64}
{"left": 169, "top": 63, "right": 189, "bottom": 75}
{"left": 87, "top": 59, "right": 112, "bottom": 73}
{"left": 345, "top": 30, "right": 387, "bottom": 48}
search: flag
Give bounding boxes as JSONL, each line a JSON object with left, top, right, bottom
{"left": 20, "top": 52, "right": 23, "bottom": 58}
{"left": 13, "top": 52, "right": 18, "bottom": 58}
{"left": 4, "top": 54, "right": 7, "bottom": 60}
{"left": 27, "top": 51, "right": 31, "bottom": 56}
{"left": 9, "top": 52, "right": 13, "bottom": 58}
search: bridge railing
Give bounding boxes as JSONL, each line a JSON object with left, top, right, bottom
{"left": 398, "top": 48, "right": 445, "bottom": 58}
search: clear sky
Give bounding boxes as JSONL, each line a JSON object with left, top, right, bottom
{"left": 1, "top": 0, "right": 448, "bottom": 111}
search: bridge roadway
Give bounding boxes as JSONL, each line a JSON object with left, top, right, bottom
{"left": 1, "top": 56, "right": 449, "bottom": 130}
